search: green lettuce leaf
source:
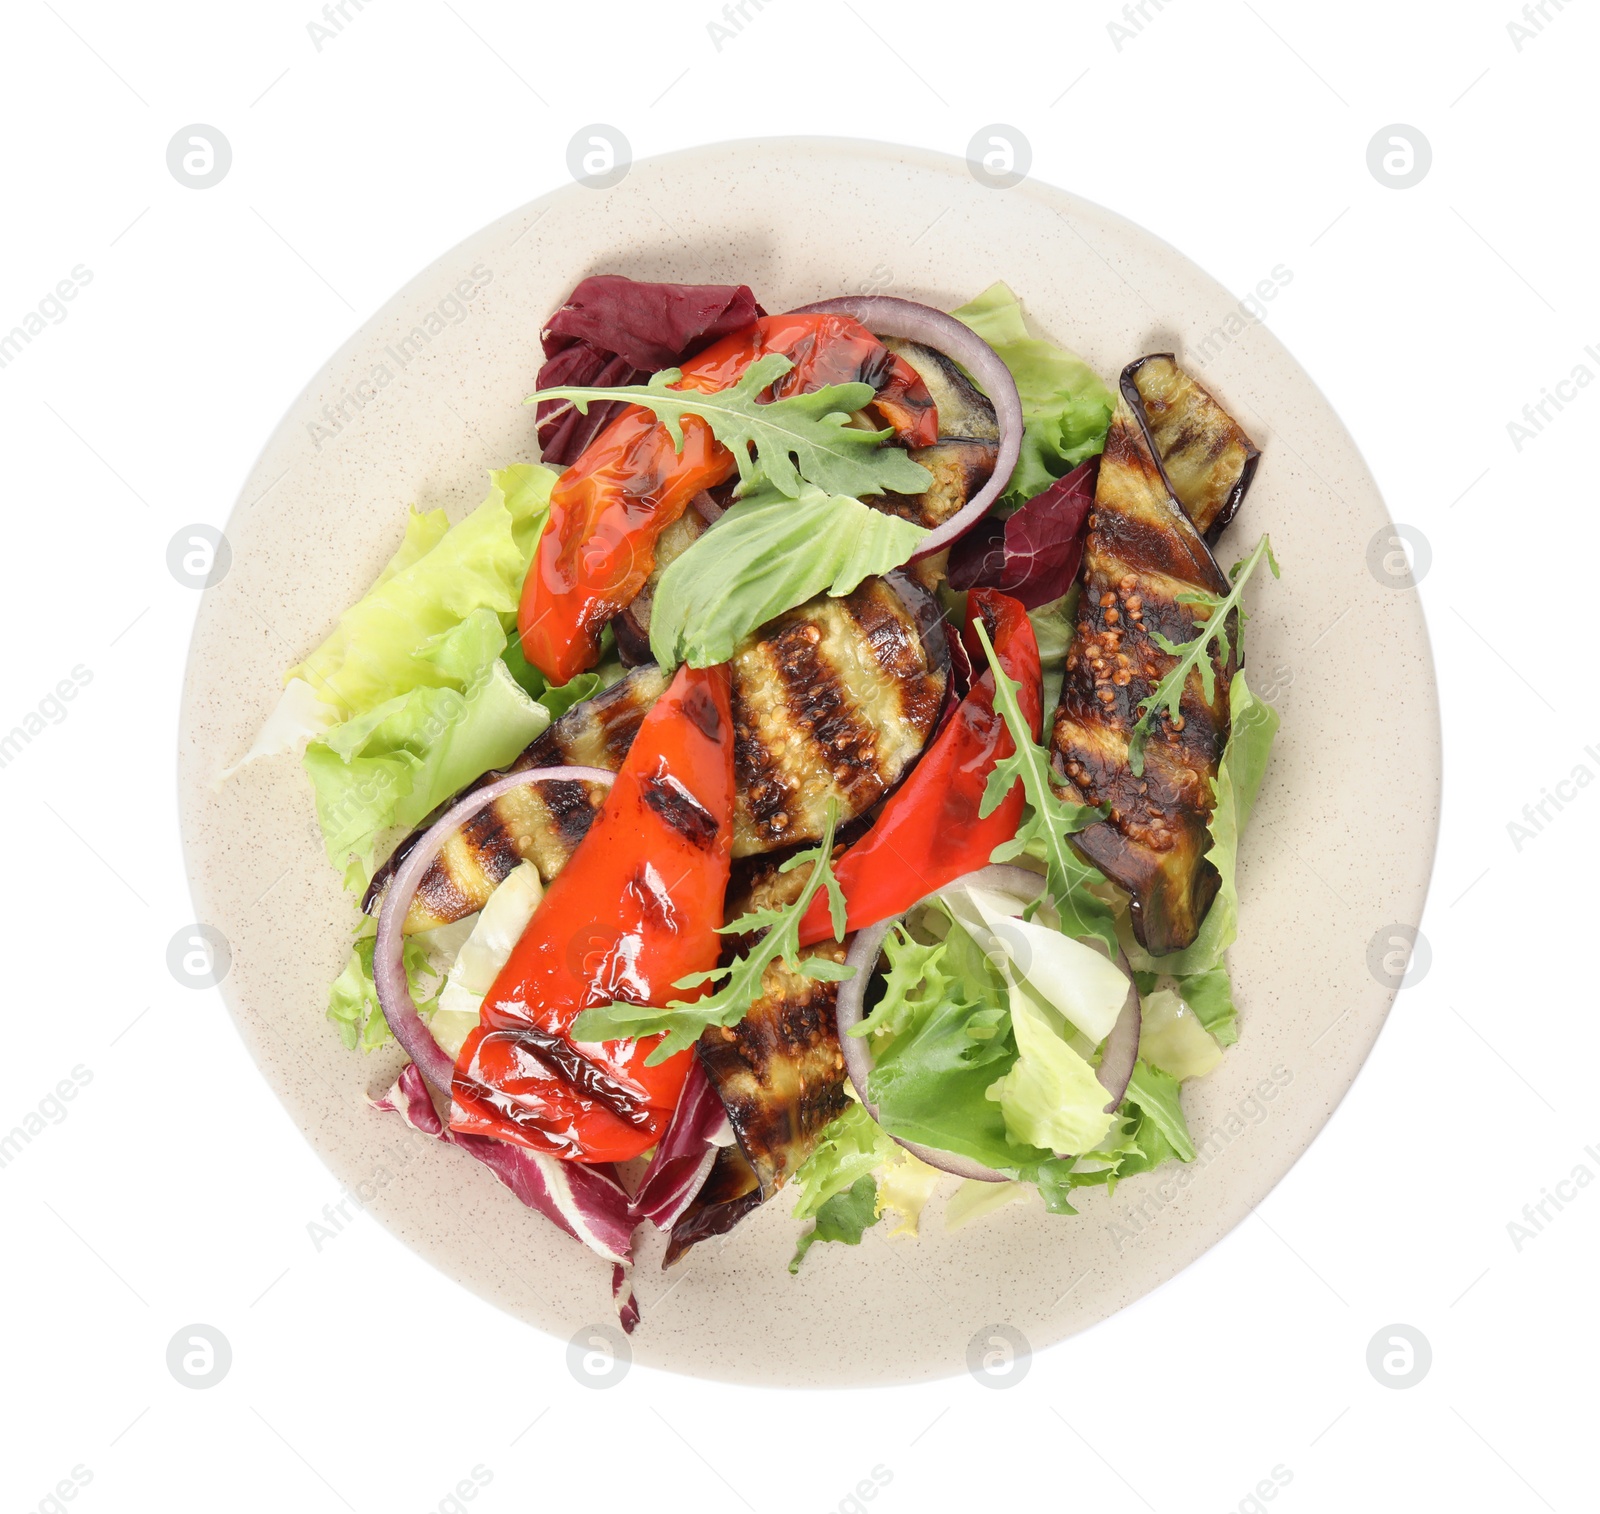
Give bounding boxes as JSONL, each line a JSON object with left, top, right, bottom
{"left": 1029, "top": 587, "right": 1078, "bottom": 714}
{"left": 852, "top": 927, "right": 955, "bottom": 1041}
{"left": 863, "top": 918, "right": 1029, "bottom": 1174}
{"left": 304, "top": 611, "right": 550, "bottom": 890}
{"left": 1126, "top": 669, "right": 1279, "bottom": 977}
{"left": 1120, "top": 1060, "right": 1197, "bottom": 1163}
{"left": 287, "top": 464, "right": 555, "bottom": 720}
{"left": 327, "top": 929, "right": 441, "bottom": 1052}
{"left": 648, "top": 483, "right": 927, "bottom": 668}
{"left": 985, "top": 979, "right": 1115, "bottom": 1157}
{"left": 951, "top": 283, "right": 1114, "bottom": 506}
{"left": 789, "top": 1176, "right": 881, "bottom": 1273}
{"left": 1177, "top": 965, "right": 1238, "bottom": 1047}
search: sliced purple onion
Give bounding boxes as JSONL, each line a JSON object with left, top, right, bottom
{"left": 836, "top": 865, "right": 1141, "bottom": 1182}
{"left": 787, "top": 295, "right": 1022, "bottom": 561}
{"left": 372, "top": 765, "right": 615, "bottom": 1094}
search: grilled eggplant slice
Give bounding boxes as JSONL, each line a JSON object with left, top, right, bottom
{"left": 1051, "top": 391, "right": 1234, "bottom": 955}
{"left": 666, "top": 952, "right": 849, "bottom": 1264}
{"left": 666, "top": 861, "right": 851, "bottom": 1263}
{"left": 881, "top": 338, "right": 1000, "bottom": 443}
{"left": 664, "top": 1144, "right": 762, "bottom": 1264}
{"left": 371, "top": 574, "right": 947, "bottom": 932}
{"left": 729, "top": 573, "right": 945, "bottom": 854}
{"left": 870, "top": 339, "right": 999, "bottom": 588}
{"left": 1125, "top": 355, "right": 1259, "bottom": 543}
{"left": 612, "top": 496, "right": 714, "bottom": 664}
{"left": 364, "top": 669, "right": 667, "bottom": 933}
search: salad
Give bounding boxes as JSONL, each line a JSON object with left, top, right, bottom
{"left": 243, "top": 274, "right": 1279, "bottom": 1329}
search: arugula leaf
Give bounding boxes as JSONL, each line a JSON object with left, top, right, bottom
{"left": 527, "top": 351, "right": 933, "bottom": 501}
{"left": 789, "top": 1175, "right": 881, "bottom": 1273}
{"left": 568, "top": 801, "right": 851, "bottom": 1063}
{"left": 648, "top": 482, "right": 927, "bottom": 668}
{"left": 1126, "top": 533, "right": 1279, "bottom": 777}
{"left": 972, "top": 620, "right": 1118, "bottom": 957}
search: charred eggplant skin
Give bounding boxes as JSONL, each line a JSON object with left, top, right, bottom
{"left": 1124, "top": 354, "right": 1259, "bottom": 544}
{"left": 1051, "top": 391, "right": 1234, "bottom": 955}
{"left": 664, "top": 1144, "right": 762, "bottom": 1265}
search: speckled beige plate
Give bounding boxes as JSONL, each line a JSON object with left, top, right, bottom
{"left": 179, "top": 137, "right": 1439, "bottom": 1386}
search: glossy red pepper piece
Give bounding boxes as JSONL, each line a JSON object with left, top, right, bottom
{"left": 449, "top": 663, "right": 736, "bottom": 1163}
{"left": 796, "top": 589, "right": 1043, "bottom": 946}
{"left": 518, "top": 313, "right": 938, "bottom": 684}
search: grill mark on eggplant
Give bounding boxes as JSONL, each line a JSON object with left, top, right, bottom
{"left": 544, "top": 778, "right": 602, "bottom": 853}
{"left": 1051, "top": 389, "right": 1234, "bottom": 955}
{"left": 1125, "top": 354, "right": 1260, "bottom": 544}
{"left": 731, "top": 677, "right": 799, "bottom": 847}
{"left": 768, "top": 620, "right": 882, "bottom": 814}
{"left": 881, "top": 337, "right": 999, "bottom": 442}
{"left": 694, "top": 950, "right": 850, "bottom": 1197}
{"left": 374, "top": 580, "right": 947, "bottom": 933}
{"left": 666, "top": 862, "right": 851, "bottom": 1262}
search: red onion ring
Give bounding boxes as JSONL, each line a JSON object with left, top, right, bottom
{"left": 836, "top": 865, "right": 1140, "bottom": 1182}
{"left": 786, "top": 296, "right": 1022, "bottom": 561}
{"left": 373, "top": 766, "right": 616, "bottom": 1094}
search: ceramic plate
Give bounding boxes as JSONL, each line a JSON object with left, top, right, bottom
{"left": 178, "top": 137, "right": 1439, "bottom": 1386}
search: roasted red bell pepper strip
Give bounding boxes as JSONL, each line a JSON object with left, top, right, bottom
{"left": 449, "top": 663, "right": 736, "bottom": 1163}
{"left": 797, "top": 588, "right": 1042, "bottom": 946}
{"left": 518, "top": 312, "right": 939, "bottom": 684}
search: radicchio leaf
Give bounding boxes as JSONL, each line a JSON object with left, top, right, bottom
{"left": 535, "top": 275, "right": 763, "bottom": 465}
{"left": 949, "top": 458, "right": 1098, "bottom": 610}
{"left": 630, "top": 1057, "right": 731, "bottom": 1232}
{"left": 369, "top": 1063, "right": 640, "bottom": 1324}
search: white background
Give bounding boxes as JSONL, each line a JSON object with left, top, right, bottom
{"left": 1, "top": 1, "right": 1594, "bottom": 1510}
